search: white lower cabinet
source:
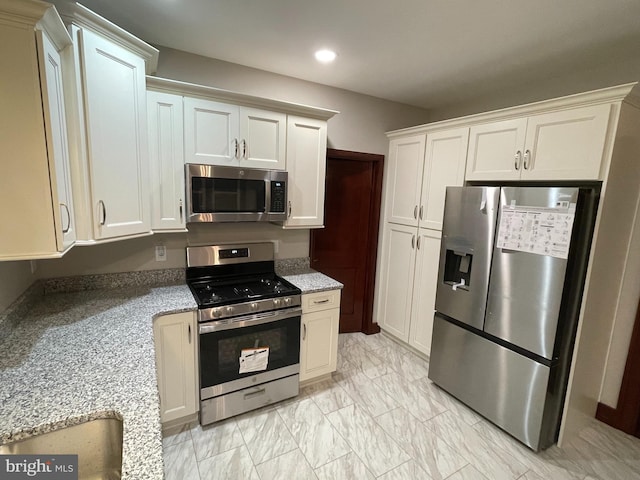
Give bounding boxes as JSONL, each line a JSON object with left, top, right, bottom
{"left": 153, "top": 312, "right": 197, "bottom": 424}
{"left": 299, "top": 290, "right": 341, "bottom": 382}
{"left": 378, "top": 224, "right": 441, "bottom": 356}
{"left": 408, "top": 229, "right": 442, "bottom": 355}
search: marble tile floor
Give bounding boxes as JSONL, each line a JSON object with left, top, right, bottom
{"left": 163, "top": 332, "right": 640, "bottom": 480}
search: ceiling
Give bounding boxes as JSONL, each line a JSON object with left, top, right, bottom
{"left": 52, "top": 0, "right": 640, "bottom": 109}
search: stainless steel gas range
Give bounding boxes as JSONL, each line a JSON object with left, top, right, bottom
{"left": 186, "top": 243, "right": 302, "bottom": 425}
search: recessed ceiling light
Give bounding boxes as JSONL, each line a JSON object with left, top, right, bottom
{"left": 315, "top": 49, "right": 337, "bottom": 64}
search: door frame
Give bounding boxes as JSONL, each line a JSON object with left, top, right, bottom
{"left": 312, "top": 148, "right": 383, "bottom": 335}
{"left": 596, "top": 297, "right": 640, "bottom": 436}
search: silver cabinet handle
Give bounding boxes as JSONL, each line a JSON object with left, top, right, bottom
{"left": 514, "top": 151, "right": 522, "bottom": 170}
{"left": 98, "top": 200, "right": 106, "bottom": 226}
{"left": 417, "top": 235, "right": 421, "bottom": 249}
{"left": 233, "top": 138, "right": 239, "bottom": 158}
{"left": 411, "top": 235, "right": 415, "bottom": 249}
{"left": 179, "top": 199, "right": 183, "bottom": 221}
{"left": 303, "top": 323, "right": 307, "bottom": 340}
{"left": 288, "top": 201, "right": 292, "bottom": 218}
{"left": 419, "top": 205, "right": 424, "bottom": 220}
{"left": 313, "top": 299, "right": 330, "bottom": 304}
{"left": 241, "top": 139, "right": 247, "bottom": 158}
{"left": 523, "top": 149, "right": 531, "bottom": 170}
{"left": 188, "top": 324, "right": 191, "bottom": 344}
{"left": 61, "top": 203, "right": 71, "bottom": 233}
{"left": 413, "top": 205, "right": 418, "bottom": 219}
{"left": 244, "top": 388, "right": 266, "bottom": 400}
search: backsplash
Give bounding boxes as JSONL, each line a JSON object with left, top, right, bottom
{"left": 42, "top": 268, "right": 186, "bottom": 295}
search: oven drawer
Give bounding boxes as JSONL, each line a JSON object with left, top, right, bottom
{"left": 200, "top": 374, "right": 299, "bottom": 425}
{"left": 302, "top": 290, "right": 341, "bottom": 313}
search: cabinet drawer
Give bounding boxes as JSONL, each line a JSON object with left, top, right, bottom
{"left": 302, "top": 290, "right": 341, "bottom": 313}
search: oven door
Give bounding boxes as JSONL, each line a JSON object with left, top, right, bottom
{"left": 199, "top": 307, "right": 301, "bottom": 400}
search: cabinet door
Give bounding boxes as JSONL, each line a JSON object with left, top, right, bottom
{"left": 184, "top": 97, "right": 240, "bottom": 166}
{"left": 466, "top": 118, "right": 527, "bottom": 181}
{"left": 153, "top": 312, "right": 197, "bottom": 423}
{"left": 37, "top": 30, "right": 76, "bottom": 251}
{"left": 147, "top": 91, "right": 186, "bottom": 231}
{"left": 521, "top": 104, "right": 611, "bottom": 181}
{"left": 420, "top": 128, "right": 468, "bottom": 230}
{"left": 80, "top": 28, "right": 151, "bottom": 239}
{"left": 239, "top": 107, "right": 286, "bottom": 170}
{"left": 377, "top": 223, "right": 417, "bottom": 342}
{"left": 408, "top": 229, "right": 441, "bottom": 356}
{"left": 386, "top": 135, "right": 425, "bottom": 227}
{"left": 284, "top": 116, "right": 327, "bottom": 228}
{"left": 300, "top": 308, "right": 339, "bottom": 382}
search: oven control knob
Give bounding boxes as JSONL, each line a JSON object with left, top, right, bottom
{"left": 250, "top": 302, "right": 258, "bottom": 311}
{"left": 273, "top": 298, "right": 281, "bottom": 307}
{"left": 212, "top": 309, "right": 222, "bottom": 318}
{"left": 284, "top": 297, "right": 291, "bottom": 306}
{"left": 225, "top": 306, "right": 234, "bottom": 315}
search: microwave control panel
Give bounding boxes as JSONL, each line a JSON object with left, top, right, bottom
{"left": 270, "top": 181, "right": 286, "bottom": 213}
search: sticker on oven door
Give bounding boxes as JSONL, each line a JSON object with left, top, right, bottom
{"left": 239, "top": 347, "right": 269, "bottom": 374}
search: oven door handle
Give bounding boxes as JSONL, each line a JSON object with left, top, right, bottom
{"left": 199, "top": 307, "right": 303, "bottom": 334}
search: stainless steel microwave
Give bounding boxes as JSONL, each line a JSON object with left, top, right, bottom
{"left": 185, "top": 163, "right": 288, "bottom": 223}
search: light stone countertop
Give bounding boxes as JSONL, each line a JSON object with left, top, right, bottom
{"left": 0, "top": 265, "right": 340, "bottom": 479}
{"left": 0, "top": 284, "right": 197, "bottom": 480}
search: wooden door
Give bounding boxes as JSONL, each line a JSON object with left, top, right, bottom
{"left": 310, "top": 149, "right": 383, "bottom": 334}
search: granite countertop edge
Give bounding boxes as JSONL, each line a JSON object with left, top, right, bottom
{"left": 0, "top": 263, "right": 341, "bottom": 479}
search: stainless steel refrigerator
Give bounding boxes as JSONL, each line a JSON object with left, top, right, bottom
{"left": 428, "top": 185, "right": 599, "bottom": 451}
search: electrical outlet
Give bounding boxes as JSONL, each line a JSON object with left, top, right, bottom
{"left": 155, "top": 245, "right": 167, "bottom": 262}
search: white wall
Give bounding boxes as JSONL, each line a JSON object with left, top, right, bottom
{"left": 0, "top": 262, "right": 37, "bottom": 312}
{"left": 156, "top": 47, "right": 431, "bottom": 155}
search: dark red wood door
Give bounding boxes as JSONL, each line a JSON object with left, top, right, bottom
{"left": 311, "top": 150, "right": 383, "bottom": 334}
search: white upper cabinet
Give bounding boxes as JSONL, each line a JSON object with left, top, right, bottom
{"left": 38, "top": 29, "right": 76, "bottom": 251}
{"left": 420, "top": 128, "right": 469, "bottom": 230}
{"left": 0, "top": 0, "right": 76, "bottom": 260}
{"left": 147, "top": 91, "right": 186, "bottom": 231}
{"left": 284, "top": 115, "right": 328, "bottom": 228}
{"left": 466, "top": 118, "right": 526, "bottom": 181}
{"left": 385, "top": 128, "right": 467, "bottom": 231}
{"left": 184, "top": 98, "right": 286, "bottom": 169}
{"left": 79, "top": 28, "right": 151, "bottom": 239}
{"left": 239, "top": 107, "right": 287, "bottom": 170}
{"left": 466, "top": 104, "right": 611, "bottom": 181}
{"left": 59, "top": 3, "right": 158, "bottom": 242}
{"left": 520, "top": 104, "right": 611, "bottom": 181}
{"left": 184, "top": 97, "right": 239, "bottom": 166}
{"left": 386, "top": 135, "right": 426, "bottom": 227}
